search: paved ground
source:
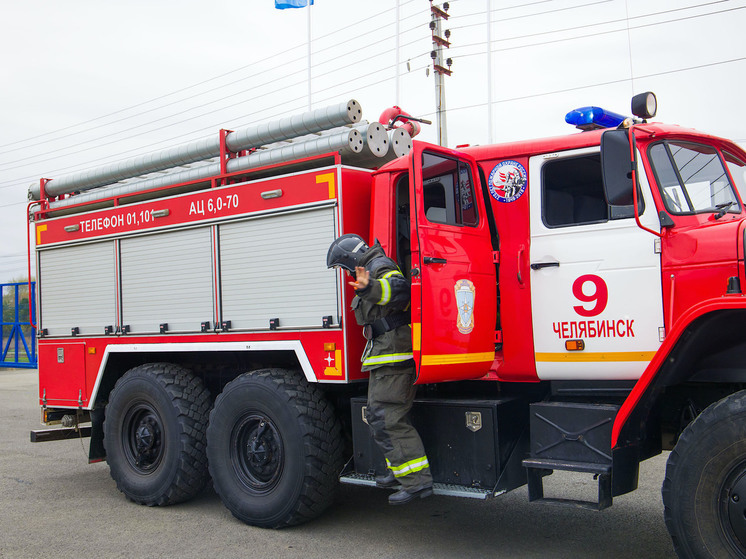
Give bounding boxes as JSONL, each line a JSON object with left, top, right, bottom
{"left": 0, "top": 368, "right": 677, "bottom": 558}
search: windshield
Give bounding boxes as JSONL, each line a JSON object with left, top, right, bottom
{"left": 649, "top": 141, "right": 740, "bottom": 215}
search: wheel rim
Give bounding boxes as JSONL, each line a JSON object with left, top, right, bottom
{"left": 122, "top": 402, "right": 165, "bottom": 474}
{"left": 720, "top": 459, "right": 746, "bottom": 555}
{"left": 230, "top": 413, "right": 284, "bottom": 493}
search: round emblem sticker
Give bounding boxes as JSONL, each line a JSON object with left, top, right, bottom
{"left": 488, "top": 160, "right": 527, "bottom": 203}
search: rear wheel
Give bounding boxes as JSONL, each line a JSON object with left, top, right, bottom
{"left": 103, "top": 363, "right": 211, "bottom": 506}
{"left": 206, "top": 369, "right": 343, "bottom": 528}
{"left": 663, "top": 390, "right": 746, "bottom": 558}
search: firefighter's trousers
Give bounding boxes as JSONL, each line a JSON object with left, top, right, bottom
{"left": 365, "top": 365, "right": 433, "bottom": 491}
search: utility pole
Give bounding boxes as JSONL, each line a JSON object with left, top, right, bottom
{"left": 396, "top": 0, "right": 401, "bottom": 105}
{"left": 307, "top": 5, "right": 313, "bottom": 111}
{"left": 486, "top": 0, "right": 493, "bottom": 144}
{"left": 429, "top": 1, "right": 452, "bottom": 147}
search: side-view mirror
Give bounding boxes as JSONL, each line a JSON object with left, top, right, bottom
{"left": 600, "top": 129, "right": 639, "bottom": 218}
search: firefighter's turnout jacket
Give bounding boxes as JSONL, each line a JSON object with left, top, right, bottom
{"left": 351, "top": 243, "right": 412, "bottom": 371}
{"left": 353, "top": 243, "right": 432, "bottom": 491}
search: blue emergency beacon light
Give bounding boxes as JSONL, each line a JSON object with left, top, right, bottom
{"left": 566, "top": 92, "right": 658, "bottom": 131}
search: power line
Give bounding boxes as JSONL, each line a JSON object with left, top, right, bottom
{"left": 437, "top": 56, "right": 746, "bottom": 113}
{"left": 448, "top": 0, "right": 555, "bottom": 9}
{"left": 0, "top": 59, "right": 433, "bottom": 198}
{"left": 448, "top": 1, "right": 734, "bottom": 50}
{"left": 0, "top": 79, "right": 378, "bottom": 189}
{"left": 0, "top": 18, "right": 428, "bottom": 169}
{"left": 445, "top": 0, "right": 615, "bottom": 31}
{"left": 0, "top": 200, "right": 35, "bottom": 209}
{"left": 312, "top": 0, "right": 419, "bottom": 42}
{"left": 0, "top": 3, "right": 425, "bottom": 156}
{"left": 0, "top": 71, "right": 311, "bottom": 170}
{"left": 490, "top": 0, "right": 614, "bottom": 22}
{"left": 0, "top": 26, "right": 432, "bottom": 188}
{"left": 0, "top": 46, "right": 306, "bottom": 152}
{"left": 448, "top": 3, "right": 745, "bottom": 57}
{"left": 0, "top": 48, "right": 408, "bottom": 179}
{"left": 0, "top": 5, "right": 435, "bottom": 184}
{"left": 0, "top": 53, "right": 307, "bottom": 158}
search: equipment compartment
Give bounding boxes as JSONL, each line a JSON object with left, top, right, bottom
{"left": 351, "top": 396, "right": 528, "bottom": 490}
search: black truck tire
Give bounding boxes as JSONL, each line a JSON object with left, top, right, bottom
{"left": 662, "top": 390, "right": 746, "bottom": 558}
{"left": 103, "top": 363, "right": 211, "bottom": 506}
{"left": 206, "top": 369, "right": 343, "bottom": 528}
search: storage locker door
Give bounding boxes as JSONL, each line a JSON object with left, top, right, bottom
{"left": 121, "top": 228, "right": 213, "bottom": 333}
{"left": 220, "top": 207, "right": 338, "bottom": 330}
{"left": 39, "top": 242, "right": 117, "bottom": 337}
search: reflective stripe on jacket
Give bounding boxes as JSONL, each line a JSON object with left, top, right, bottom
{"left": 352, "top": 243, "right": 413, "bottom": 372}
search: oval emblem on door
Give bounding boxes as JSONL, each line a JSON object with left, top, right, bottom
{"left": 455, "top": 279, "right": 476, "bottom": 334}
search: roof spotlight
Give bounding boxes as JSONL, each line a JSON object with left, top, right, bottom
{"left": 631, "top": 91, "right": 657, "bottom": 121}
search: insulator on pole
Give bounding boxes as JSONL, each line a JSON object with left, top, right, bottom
{"left": 29, "top": 100, "right": 362, "bottom": 200}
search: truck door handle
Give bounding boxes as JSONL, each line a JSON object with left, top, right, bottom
{"left": 530, "top": 261, "right": 560, "bottom": 270}
{"left": 423, "top": 257, "right": 447, "bottom": 265}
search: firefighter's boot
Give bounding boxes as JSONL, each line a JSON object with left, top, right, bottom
{"left": 388, "top": 484, "right": 433, "bottom": 505}
{"left": 375, "top": 470, "right": 399, "bottom": 488}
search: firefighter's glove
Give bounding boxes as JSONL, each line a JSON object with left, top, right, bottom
{"left": 348, "top": 266, "right": 370, "bottom": 291}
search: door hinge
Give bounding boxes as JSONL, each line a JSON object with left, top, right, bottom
{"left": 492, "top": 251, "right": 500, "bottom": 263}
{"left": 654, "top": 238, "right": 662, "bottom": 254}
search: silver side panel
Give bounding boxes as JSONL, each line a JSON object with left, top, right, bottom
{"left": 39, "top": 242, "right": 117, "bottom": 337}
{"left": 219, "top": 207, "right": 338, "bottom": 330}
{"left": 120, "top": 228, "right": 214, "bottom": 333}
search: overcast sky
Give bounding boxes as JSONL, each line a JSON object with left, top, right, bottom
{"left": 1, "top": 0, "right": 744, "bottom": 281}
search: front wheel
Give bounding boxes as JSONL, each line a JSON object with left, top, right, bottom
{"left": 663, "top": 390, "right": 746, "bottom": 558}
{"left": 206, "top": 369, "right": 343, "bottom": 528}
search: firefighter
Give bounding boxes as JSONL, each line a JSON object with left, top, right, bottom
{"left": 327, "top": 234, "right": 433, "bottom": 505}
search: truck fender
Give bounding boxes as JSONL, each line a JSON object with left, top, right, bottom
{"left": 612, "top": 296, "right": 746, "bottom": 448}
{"left": 88, "top": 341, "right": 318, "bottom": 410}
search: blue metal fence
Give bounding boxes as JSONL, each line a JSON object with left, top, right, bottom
{"left": 0, "top": 282, "right": 37, "bottom": 368}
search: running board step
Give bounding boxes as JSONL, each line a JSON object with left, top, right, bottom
{"left": 523, "top": 458, "right": 612, "bottom": 511}
{"left": 30, "top": 426, "right": 92, "bottom": 442}
{"left": 339, "top": 473, "right": 493, "bottom": 500}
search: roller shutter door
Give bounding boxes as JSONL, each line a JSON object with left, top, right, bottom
{"left": 220, "top": 207, "right": 338, "bottom": 330}
{"left": 121, "top": 227, "right": 214, "bottom": 333}
{"left": 39, "top": 242, "right": 117, "bottom": 337}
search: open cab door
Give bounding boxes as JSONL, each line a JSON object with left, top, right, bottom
{"left": 408, "top": 141, "right": 497, "bottom": 384}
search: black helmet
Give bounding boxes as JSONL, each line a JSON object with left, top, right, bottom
{"left": 327, "top": 234, "right": 369, "bottom": 272}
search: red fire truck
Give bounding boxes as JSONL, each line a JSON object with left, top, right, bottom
{"left": 28, "top": 94, "right": 746, "bottom": 558}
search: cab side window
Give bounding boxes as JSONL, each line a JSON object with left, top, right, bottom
{"left": 723, "top": 151, "right": 746, "bottom": 205}
{"left": 542, "top": 154, "right": 609, "bottom": 228}
{"left": 422, "top": 152, "right": 479, "bottom": 227}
